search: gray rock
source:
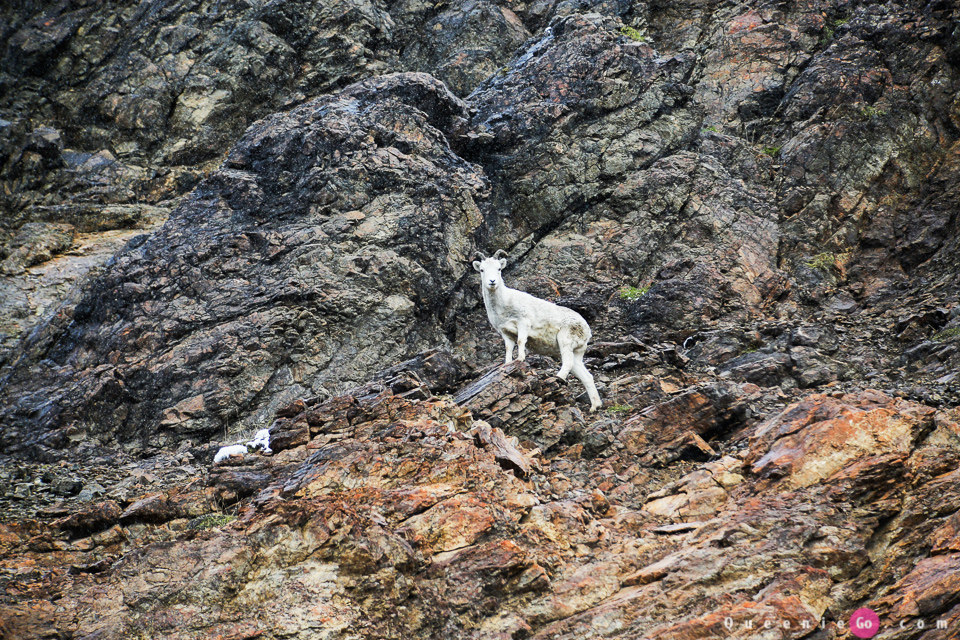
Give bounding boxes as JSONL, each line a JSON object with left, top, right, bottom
{"left": 720, "top": 351, "right": 793, "bottom": 388}
{"left": 77, "top": 482, "right": 105, "bottom": 502}
{"left": 0, "top": 222, "right": 75, "bottom": 275}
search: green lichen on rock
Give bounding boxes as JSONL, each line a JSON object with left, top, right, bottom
{"left": 187, "top": 513, "right": 236, "bottom": 530}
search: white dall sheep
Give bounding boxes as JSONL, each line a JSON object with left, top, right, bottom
{"left": 473, "top": 251, "right": 602, "bottom": 411}
{"left": 213, "top": 428, "right": 273, "bottom": 464}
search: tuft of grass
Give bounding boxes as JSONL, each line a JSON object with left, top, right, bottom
{"left": 619, "top": 26, "right": 647, "bottom": 42}
{"left": 187, "top": 513, "right": 236, "bottom": 531}
{"left": 619, "top": 285, "right": 650, "bottom": 300}
{"left": 702, "top": 125, "right": 720, "bottom": 133}
{"left": 762, "top": 145, "right": 782, "bottom": 157}
{"left": 860, "top": 105, "right": 886, "bottom": 120}
{"left": 932, "top": 327, "right": 960, "bottom": 342}
{"left": 605, "top": 403, "right": 633, "bottom": 414}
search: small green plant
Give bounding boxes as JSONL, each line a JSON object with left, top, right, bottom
{"left": 619, "top": 285, "right": 650, "bottom": 300}
{"left": 761, "top": 145, "right": 782, "bottom": 157}
{"left": 605, "top": 403, "right": 634, "bottom": 414}
{"left": 702, "top": 125, "right": 719, "bottom": 133}
{"left": 187, "top": 513, "right": 236, "bottom": 530}
{"left": 932, "top": 327, "right": 960, "bottom": 342}
{"left": 860, "top": 105, "right": 886, "bottom": 120}
{"left": 819, "top": 17, "right": 847, "bottom": 45}
{"left": 619, "top": 26, "right": 647, "bottom": 42}
{"left": 807, "top": 250, "right": 853, "bottom": 275}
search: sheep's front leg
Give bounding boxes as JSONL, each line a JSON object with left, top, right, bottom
{"left": 516, "top": 322, "right": 529, "bottom": 361}
{"left": 502, "top": 333, "right": 515, "bottom": 364}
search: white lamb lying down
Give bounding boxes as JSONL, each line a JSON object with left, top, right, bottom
{"left": 473, "top": 250, "right": 602, "bottom": 411}
{"left": 213, "top": 444, "right": 247, "bottom": 464}
{"left": 213, "top": 428, "right": 273, "bottom": 463}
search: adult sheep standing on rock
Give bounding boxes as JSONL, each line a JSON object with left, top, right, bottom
{"left": 473, "top": 250, "right": 602, "bottom": 411}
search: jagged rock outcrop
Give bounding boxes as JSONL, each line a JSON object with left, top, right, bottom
{"left": 1, "top": 72, "right": 489, "bottom": 458}
{"left": 462, "top": 12, "right": 787, "bottom": 337}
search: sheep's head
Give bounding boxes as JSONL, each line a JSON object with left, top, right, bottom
{"left": 473, "top": 250, "right": 507, "bottom": 291}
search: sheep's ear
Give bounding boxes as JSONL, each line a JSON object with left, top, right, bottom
{"left": 473, "top": 261, "right": 482, "bottom": 272}
{"left": 498, "top": 258, "right": 507, "bottom": 269}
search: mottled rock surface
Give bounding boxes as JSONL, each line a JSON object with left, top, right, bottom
{"left": 1, "top": 0, "right": 959, "bottom": 638}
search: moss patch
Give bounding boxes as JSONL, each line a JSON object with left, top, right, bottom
{"left": 933, "top": 327, "right": 960, "bottom": 342}
{"left": 605, "top": 404, "right": 634, "bottom": 414}
{"left": 619, "top": 26, "right": 647, "bottom": 42}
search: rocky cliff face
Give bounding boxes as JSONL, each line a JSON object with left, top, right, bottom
{"left": 1, "top": 1, "right": 959, "bottom": 638}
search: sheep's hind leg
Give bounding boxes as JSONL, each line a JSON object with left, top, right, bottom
{"left": 571, "top": 352, "right": 602, "bottom": 412}
{"left": 502, "top": 333, "right": 515, "bottom": 364}
{"left": 556, "top": 327, "right": 576, "bottom": 380}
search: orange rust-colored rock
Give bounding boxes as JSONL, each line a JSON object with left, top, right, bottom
{"left": 750, "top": 391, "right": 936, "bottom": 488}
{"left": 398, "top": 494, "right": 500, "bottom": 554}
